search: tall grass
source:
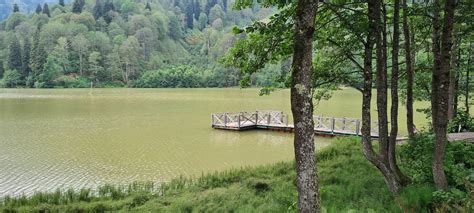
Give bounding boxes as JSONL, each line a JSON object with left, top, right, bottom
{"left": 0, "top": 137, "right": 444, "bottom": 212}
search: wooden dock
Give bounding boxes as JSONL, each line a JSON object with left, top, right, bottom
{"left": 211, "top": 111, "right": 382, "bottom": 138}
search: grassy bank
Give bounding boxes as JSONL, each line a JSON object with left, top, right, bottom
{"left": 0, "top": 137, "right": 466, "bottom": 212}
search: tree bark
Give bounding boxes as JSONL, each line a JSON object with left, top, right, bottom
{"left": 402, "top": 0, "right": 415, "bottom": 138}
{"left": 361, "top": 0, "right": 402, "bottom": 196}
{"left": 291, "top": 0, "right": 320, "bottom": 212}
{"left": 376, "top": 0, "right": 389, "bottom": 164}
{"left": 431, "top": 0, "right": 456, "bottom": 190}
{"left": 466, "top": 42, "right": 471, "bottom": 115}
{"left": 389, "top": 0, "right": 407, "bottom": 185}
{"left": 448, "top": 39, "right": 459, "bottom": 121}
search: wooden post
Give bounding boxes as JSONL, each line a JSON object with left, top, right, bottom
{"left": 238, "top": 113, "right": 241, "bottom": 128}
{"left": 355, "top": 120, "right": 360, "bottom": 135}
{"left": 331, "top": 117, "right": 335, "bottom": 133}
{"left": 342, "top": 117, "right": 346, "bottom": 130}
{"left": 224, "top": 113, "right": 228, "bottom": 127}
{"left": 255, "top": 111, "right": 258, "bottom": 125}
{"left": 286, "top": 114, "right": 289, "bottom": 126}
{"left": 211, "top": 114, "right": 215, "bottom": 126}
{"left": 267, "top": 112, "right": 271, "bottom": 125}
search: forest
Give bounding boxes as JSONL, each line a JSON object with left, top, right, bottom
{"left": 0, "top": 0, "right": 473, "bottom": 212}
{"left": 0, "top": 0, "right": 283, "bottom": 88}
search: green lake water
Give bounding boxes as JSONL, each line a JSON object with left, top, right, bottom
{"left": 0, "top": 88, "right": 428, "bottom": 196}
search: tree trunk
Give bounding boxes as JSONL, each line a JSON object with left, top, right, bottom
{"left": 376, "top": 1, "right": 389, "bottom": 164}
{"left": 389, "top": 0, "right": 407, "bottom": 185}
{"left": 291, "top": 0, "right": 320, "bottom": 212}
{"left": 431, "top": 0, "right": 456, "bottom": 190}
{"left": 361, "top": 0, "right": 402, "bottom": 196}
{"left": 79, "top": 54, "right": 83, "bottom": 75}
{"left": 402, "top": 0, "right": 415, "bottom": 138}
{"left": 466, "top": 42, "right": 471, "bottom": 115}
{"left": 448, "top": 39, "right": 459, "bottom": 121}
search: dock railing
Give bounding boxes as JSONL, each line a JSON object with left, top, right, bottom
{"left": 211, "top": 111, "right": 379, "bottom": 137}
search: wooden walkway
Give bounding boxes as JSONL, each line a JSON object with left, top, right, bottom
{"left": 211, "top": 111, "right": 382, "bottom": 138}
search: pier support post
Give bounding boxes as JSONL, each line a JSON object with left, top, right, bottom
{"left": 224, "top": 113, "right": 228, "bottom": 127}
{"left": 331, "top": 117, "right": 335, "bottom": 133}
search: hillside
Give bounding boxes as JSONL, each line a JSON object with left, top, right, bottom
{"left": 0, "top": 0, "right": 283, "bottom": 88}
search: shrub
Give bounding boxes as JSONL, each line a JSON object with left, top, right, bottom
{"left": 448, "top": 109, "right": 474, "bottom": 133}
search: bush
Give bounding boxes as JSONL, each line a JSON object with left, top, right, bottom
{"left": 400, "top": 133, "right": 474, "bottom": 210}
{"left": 400, "top": 133, "right": 474, "bottom": 189}
{"left": 135, "top": 66, "right": 205, "bottom": 88}
{"left": 448, "top": 109, "right": 474, "bottom": 133}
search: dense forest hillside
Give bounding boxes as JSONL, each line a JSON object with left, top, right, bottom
{"left": 0, "top": 0, "right": 282, "bottom": 88}
{"left": 0, "top": 0, "right": 69, "bottom": 21}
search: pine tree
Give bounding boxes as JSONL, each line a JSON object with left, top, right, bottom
{"left": 35, "top": 4, "right": 42, "bottom": 14}
{"left": 43, "top": 3, "right": 50, "bottom": 17}
{"left": 21, "top": 38, "right": 31, "bottom": 80}
{"left": 8, "top": 36, "right": 22, "bottom": 72}
{"left": 223, "top": 0, "right": 227, "bottom": 12}
{"left": 13, "top": 3, "right": 19, "bottom": 13}
{"left": 0, "top": 61, "right": 4, "bottom": 79}
{"left": 103, "top": 0, "right": 115, "bottom": 23}
{"left": 145, "top": 2, "right": 152, "bottom": 11}
{"left": 93, "top": 0, "right": 103, "bottom": 20}
{"left": 193, "top": 0, "right": 201, "bottom": 20}
{"left": 185, "top": 3, "right": 194, "bottom": 29}
{"left": 30, "top": 30, "right": 46, "bottom": 78}
{"left": 205, "top": 0, "right": 217, "bottom": 15}
{"left": 59, "top": 0, "right": 65, "bottom": 7}
{"left": 73, "top": 0, "right": 85, "bottom": 13}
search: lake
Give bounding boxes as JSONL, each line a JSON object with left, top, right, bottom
{"left": 0, "top": 88, "right": 427, "bottom": 196}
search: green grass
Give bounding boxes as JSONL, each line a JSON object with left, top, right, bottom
{"left": 0, "top": 138, "right": 431, "bottom": 212}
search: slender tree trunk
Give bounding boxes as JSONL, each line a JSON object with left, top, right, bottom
{"left": 389, "top": 0, "right": 407, "bottom": 185}
{"left": 291, "top": 0, "right": 320, "bottom": 211}
{"left": 431, "top": 0, "right": 456, "bottom": 190}
{"left": 376, "top": 1, "right": 389, "bottom": 164}
{"left": 402, "top": 0, "right": 415, "bottom": 138}
{"left": 79, "top": 54, "right": 83, "bottom": 75}
{"left": 448, "top": 38, "right": 459, "bottom": 120}
{"left": 361, "top": 0, "right": 402, "bottom": 196}
{"left": 466, "top": 42, "right": 471, "bottom": 115}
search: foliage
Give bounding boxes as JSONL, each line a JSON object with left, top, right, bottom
{"left": 0, "top": 0, "right": 280, "bottom": 88}
{"left": 447, "top": 109, "right": 474, "bottom": 133}
{"left": 135, "top": 66, "right": 205, "bottom": 88}
{"left": 0, "top": 69, "right": 21, "bottom": 87}
{"left": 400, "top": 133, "right": 474, "bottom": 201}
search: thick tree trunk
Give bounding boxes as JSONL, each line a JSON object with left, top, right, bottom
{"left": 431, "top": 0, "right": 456, "bottom": 190}
{"left": 402, "top": 0, "right": 415, "bottom": 138}
{"left": 291, "top": 0, "right": 320, "bottom": 212}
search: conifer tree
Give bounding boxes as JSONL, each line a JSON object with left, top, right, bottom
{"left": 194, "top": 0, "right": 201, "bottom": 20}
{"left": 35, "top": 4, "right": 42, "bottom": 14}
{"left": 0, "top": 61, "right": 4, "bottom": 79}
{"left": 8, "top": 36, "right": 22, "bottom": 72}
{"left": 21, "top": 38, "right": 31, "bottom": 80}
{"left": 30, "top": 30, "right": 46, "bottom": 78}
{"left": 103, "top": 0, "right": 115, "bottom": 23}
{"left": 73, "top": 0, "right": 85, "bottom": 13}
{"left": 93, "top": 0, "right": 103, "bottom": 20}
{"left": 42, "top": 3, "right": 50, "bottom": 17}
{"left": 185, "top": 3, "right": 194, "bottom": 29}
{"left": 13, "top": 3, "right": 19, "bottom": 13}
{"left": 145, "top": 2, "right": 151, "bottom": 11}
{"left": 59, "top": 0, "right": 65, "bottom": 7}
